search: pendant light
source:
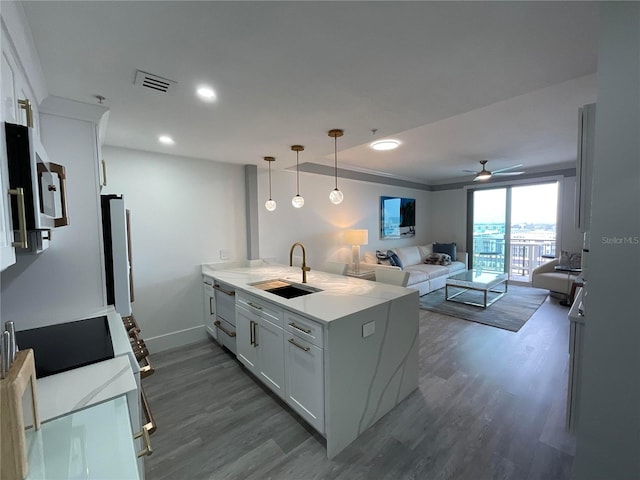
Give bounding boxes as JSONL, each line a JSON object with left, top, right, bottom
{"left": 328, "top": 129, "right": 344, "bottom": 205}
{"left": 291, "top": 145, "right": 305, "bottom": 208}
{"left": 264, "top": 156, "right": 277, "bottom": 211}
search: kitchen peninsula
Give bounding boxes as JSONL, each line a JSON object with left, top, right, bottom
{"left": 202, "top": 263, "right": 419, "bottom": 458}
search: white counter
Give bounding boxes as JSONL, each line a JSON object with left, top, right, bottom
{"left": 202, "top": 264, "right": 415, "bottom": 324}
{"left": 35, "top": 355, "right": 137, "bottom": 423}
{"left": 26, "top": 395, "right": 139, "bottom": 480}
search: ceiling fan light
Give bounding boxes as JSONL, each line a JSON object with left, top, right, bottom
{"left": 475, "top": 171, "right": 492, "bottom": 180}
{"left": 371, "top": 139, "right": 400, "bottom": 151}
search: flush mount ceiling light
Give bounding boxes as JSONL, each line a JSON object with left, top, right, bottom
{"left": 264, "top": 156, "right": 277, "bottom": 212}
{"left": 158, "top": 135, "right": 175, "bottom": 145}
{"left": 370, "top": 139, "right": 400, "bottom": 151}
{"left": 291, "top": 145, "right": 305, "bottom": 208}
{"left": 196, "top": 86, "right": 217, "bottom": 101}
{"left": 328, "top": 129, "right": 344, "bottom": 205}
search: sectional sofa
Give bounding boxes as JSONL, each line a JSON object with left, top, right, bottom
{"left": 363, "top": 244, "right": 468, "bottom": 296}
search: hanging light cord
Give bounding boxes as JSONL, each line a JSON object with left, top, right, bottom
{"left": 268, "top": 160, "right": 273, "bottom": 200}
{"left": 296, "top": 151, "right": 300, "bottom": 195}
{"left": 334, "top": 135, "right": 338, "bottom": 189}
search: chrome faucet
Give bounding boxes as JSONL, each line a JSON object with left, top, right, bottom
{"left": 289, "top": 242, "right": 311, "bottom": 284}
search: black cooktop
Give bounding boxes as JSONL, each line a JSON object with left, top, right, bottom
{"left": 15, "top": 315, "right": 115, "bottom": 378}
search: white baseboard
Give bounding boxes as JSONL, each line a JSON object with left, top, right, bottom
{"left": 144, "top": 325, "right": 207, "bottom": 353}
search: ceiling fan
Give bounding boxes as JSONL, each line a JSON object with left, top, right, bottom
{"left": 463, "top": 160, "right": 525, "bottom": 181}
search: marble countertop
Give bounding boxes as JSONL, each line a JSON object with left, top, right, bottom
{"left": 202, "top": 263, "right": 415, "bottom": 324}
{"left": 35, "top": 355, "right": 137, "bottom": 423}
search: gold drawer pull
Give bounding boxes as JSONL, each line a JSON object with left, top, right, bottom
{"left": 18, "top": 98, "right": 34, "bottom": 128}
{"left": 213, "top": 284, "right": 235, "bottom": 296}
{"left": 288, "top": 322, "right": 311, "bottom": 334}
{"left": 214, "top": 320, "right": 236, "bottom": 338}
{"left": 247, "top": 302, "right": 263, "bottom": 311}
{"left": 8, "top": 188, "right": 28, "bottom": 248}
{"left": 288, "top": 338, "right": 310, "bottom": 352}
{"left": 101, "top": 159, "right": 107, "bottom": 187}
{"left": 134, "top": 426, "right": 153, "bottom": 457}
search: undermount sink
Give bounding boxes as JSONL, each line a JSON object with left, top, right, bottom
{"left": 249, "top": 279, "right": 322, "bottom": 299}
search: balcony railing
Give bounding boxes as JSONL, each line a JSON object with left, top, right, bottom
{"left": 472, "top": 238, "right": 556, "bottom": 281}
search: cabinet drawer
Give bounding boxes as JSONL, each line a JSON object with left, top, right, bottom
{"left": 214, "top": 317, "right": 236, "bottom": 355}
{"left": 284, "top": 312, "right": 323, "bottom": 348}
{"left": 236, "top": 292, "right": 283, "bottom": 326}
{"left": 214, "top": 280, "right": 236, "bottom": 325}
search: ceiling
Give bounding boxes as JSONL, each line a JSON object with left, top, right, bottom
{"left": 22, "top": 1, "right": 599, "bottom": 184}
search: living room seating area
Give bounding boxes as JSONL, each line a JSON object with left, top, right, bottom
{"left": 363, "top": 244, "right": 467, "bottom": 296}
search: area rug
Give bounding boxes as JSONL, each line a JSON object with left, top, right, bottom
{"left": 418, "top": 284, "right": 548, "bottom": 332}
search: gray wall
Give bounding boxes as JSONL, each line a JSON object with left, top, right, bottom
{"left": 102, "top": 146, "right": 247, "bottom": 352}
{"left": 572, "top": 4, "right": 640, "bottom": 478}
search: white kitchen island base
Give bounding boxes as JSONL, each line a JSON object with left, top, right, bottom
{"left": 203, "top": 264, "right": 419, "bottom": 458}
{"left": 325, "top": 294, "right": 418, "bottom": 457}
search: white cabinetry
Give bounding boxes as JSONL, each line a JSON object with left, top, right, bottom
{"left": 203, "top": 275, "right": 217, "bottom": 339}
{"left": 1, "top": 32, "right": 39, "bottom": 135}
{"left": 236, "top": 292, "right": 285, "bottom": 400}
{"left": 0, "top": 108, "right": 16, "bottom": 270}
{"left": 284, "top": 312, "right": 325, "bottom": 433}
{"left": 576, "top": 103, "right": 596, "bottom": 233}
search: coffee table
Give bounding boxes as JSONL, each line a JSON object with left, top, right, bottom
{"left": 445, "top": 270, "right": 509, "bottom": 308}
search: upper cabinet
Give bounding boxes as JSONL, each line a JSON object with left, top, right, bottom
{"left": 1, "top": 32, "right": 39, "bottom": 137}
{"left": 576, "top": 103, "right": 596, "bottom": 233}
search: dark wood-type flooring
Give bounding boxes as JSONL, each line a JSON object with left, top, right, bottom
{"left": 144, "top": 294, "right": 575, "bottom": 480}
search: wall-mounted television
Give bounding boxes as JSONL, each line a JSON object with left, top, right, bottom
{"left": 380, "top": 196, "right": 416, "bottom": 239}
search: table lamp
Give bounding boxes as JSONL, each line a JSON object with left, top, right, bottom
{"left": 344, "top": 229, "right": 369, "bottom": 274}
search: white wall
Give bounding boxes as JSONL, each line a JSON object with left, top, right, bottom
{"left": 102, "top": 146, "right": 246, "bottom": 352}
{"left": 429, "top": 175, "right": 583, "bottom": 258}
{"left": 1, "top": 113, "right": 105, "bottom": 329}
{"left": 428, "top": 187, "right": 468, "bottom": 250}
{"left": 258, "top": 168, "right": 432, "bottom": 270}
{"left": 572, "top": 4, "right": 640, "bottom": 478}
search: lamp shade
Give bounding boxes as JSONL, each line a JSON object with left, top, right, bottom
{"left": 344, "top": 229, "right": 368, "bottom": 245}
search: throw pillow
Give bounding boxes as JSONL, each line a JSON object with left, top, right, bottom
{"left": 424, "top": 253, "right": 452, "bottom": 266}
{"left": 386, "top": 250, "right": 404, "bottom": 269}
{"left": 433, "top": 242, "right": 457, "bottom": 262}
{"left": 376, "top": 250, "right": 392, "bottom": 266}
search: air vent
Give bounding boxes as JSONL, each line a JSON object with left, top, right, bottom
{"left": 134, "top": 70, "right": 177, "bottom": 94}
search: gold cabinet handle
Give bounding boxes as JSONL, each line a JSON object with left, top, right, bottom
{"left": 288, "top": 322, "right": 311, "bottom": 334}
{"left": 288, "top": 338, "right": 310, "bottom": 352}
{"left": 8, "top": 188, "right": 28, "bottom": 248}
{"left": 17, "top": 99, "right": 34, "bottom": 128}
{"left": 134, "top": 426, "right": 153, "bottom": 457}
{"left": 247, "top": 302, "right": 262, "bottom": 311}
{"left": 48, "top": 162, "right": 69, "bottom": 227}
{"left": 214, "top": 320, "right": 236, "bottom": 338}
{"left": 213, "top": 284, "right": 235, "bottom": 296}
{"left": 141, "top": 387, "right": 156, "bottom": 434}
{"left": 101, "top": 159, "right": 107, "bottom": 187}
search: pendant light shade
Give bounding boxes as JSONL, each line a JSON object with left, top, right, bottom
{"left": 291, "top": 145, "right": 305, "bottom": 208}
{"left": 328, "top": 129, "right": 344, "bottom": 205}
{"left": 264, "top": 156, "right": 277, "bottom": 211}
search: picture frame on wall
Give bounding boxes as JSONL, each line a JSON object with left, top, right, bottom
{"left": 380, "top": 196, "right": 416, "bottom": 239}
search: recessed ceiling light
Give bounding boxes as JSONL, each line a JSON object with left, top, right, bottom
{"left": 196, "top": 86, "right": 217, "bottom": 101}
{"left": 370, "top": 139, "right": 400, "bottom": 151}
{"left": 158, "top": 135, "right": 175, "bottom": 145}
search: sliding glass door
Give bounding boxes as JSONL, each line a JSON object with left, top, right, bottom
{"left": 469, "top": 182, "right": 558, "bottom": 280}
{"left": 471, "top": 188, "right": 508, "bottom": 273}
